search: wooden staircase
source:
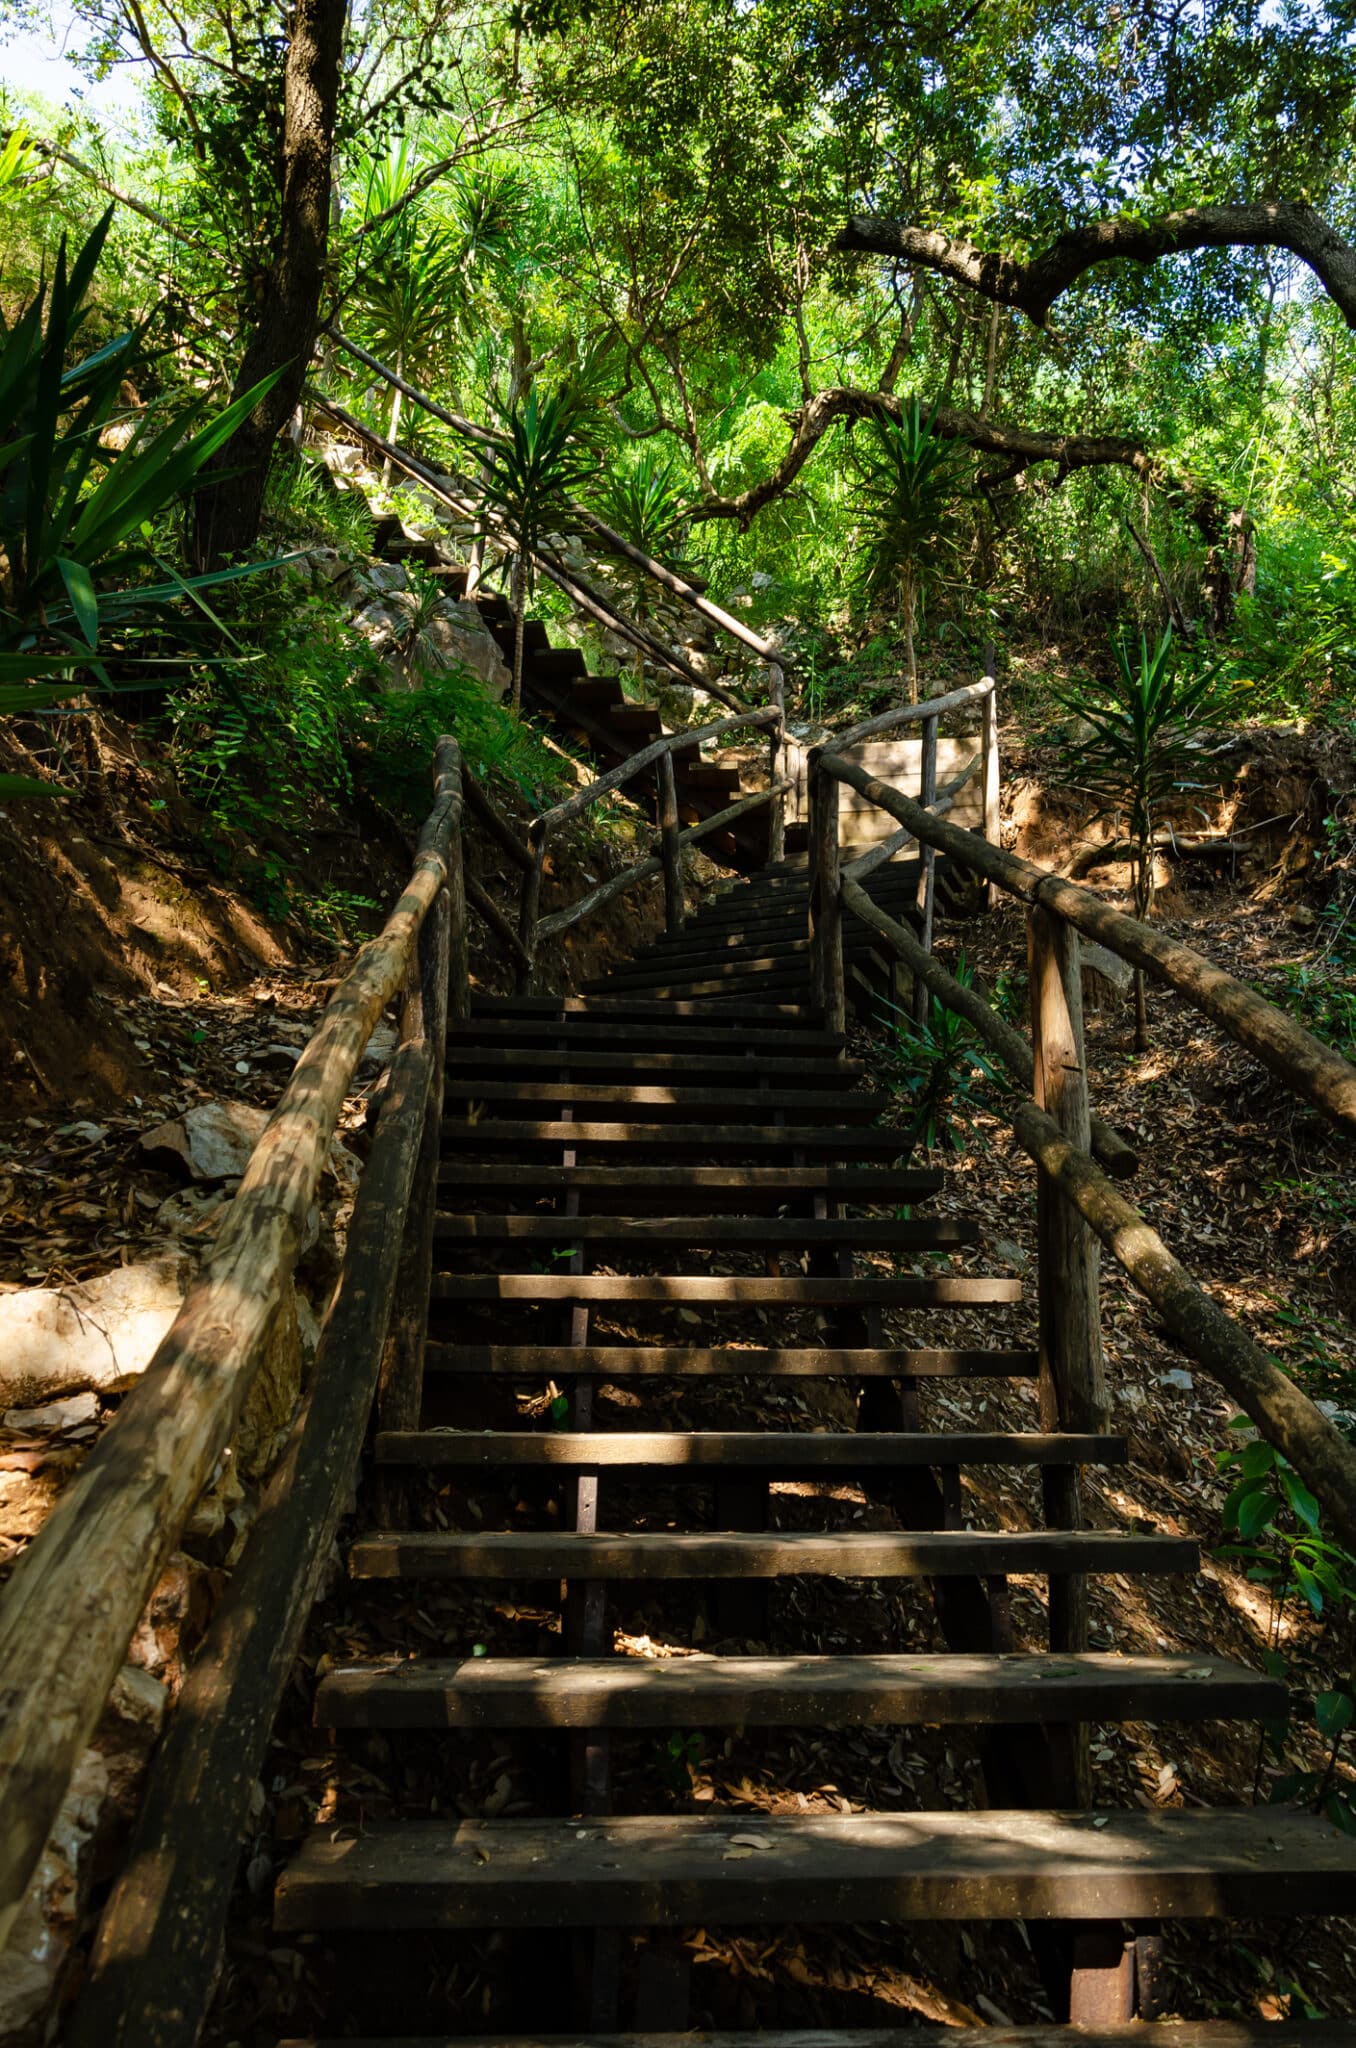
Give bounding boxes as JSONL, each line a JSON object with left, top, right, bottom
{"left": 274, "top": 893, "right": 1356, "bottom": 2039}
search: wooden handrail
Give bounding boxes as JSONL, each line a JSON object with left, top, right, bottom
{"left": 840, "top": 751, "right": 979, "bottom": 884}
{"left": 840, "top": 875, "right": 1137, "bottom": 1178}
{"left": 531, "top": 706, "right": 781, "bottom": 839}
{"left": 0, "top": 738, "right": 465, "bottom": 1952}
{"left": 534, "top": 780, "right": 790, "bottom": 943}
{"left": 819, "top": 752, "right": 1356, "bottom": 1137}
{"left": 827, "top": 675, "right": 995, "bottom": 756}
{"left": 462, "top": 765, "right": 534, "bottom": 872}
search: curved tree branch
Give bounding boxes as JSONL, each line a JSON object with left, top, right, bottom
{"left": 835, "top": 202, "right": 1356, "bottom": 328}
{"left": 686, "top": 384, "right": 1156, "bottom": 525}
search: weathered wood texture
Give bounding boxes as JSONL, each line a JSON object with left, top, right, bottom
{"left": 1014, "top": 1097, "right": 1356, "bottom": 1559}
{"left": 809, "top": 762, "right": 845, "bottom": 1032}
{"left": 840, "top": 876, "right": 1136, "bottom": 1177}
{"left": 822, "top": 754, "right": 1356, "bottom": 1136}
{"left": 273, "top": 1807, "right": 1353, "bottom": 1931}
{"left": 276, "top": 2025, "right": 1356, "bottom": 2047}
{"left": 465, "top": 869, "right": 532, "bottom": 973}
{"left": 426, "top": 1344, "right": 1036, "bottom": 1377}
{"left": 313, "top": 1650, "right": 1278, "bottom": 1731}
{"left": 0, "top": 738, "right": 463, "bottom": 1950}
{"left": 461, "top": 766, "right": 534, "bottom": 870}
{"left": 533, "top": 707, "right": 779, "bottom": 837}
{"left": 657, "top": 749, "right": 684, "bottom": 932}
{"left": 793, "top": 736, "right": 983, "bottom": 845}
{"left": 349, "top": 1528, "right": 1196, "bottom": 1581}
{"left": 67, "top": 1038, "right": 433, "bottom": 2048}
{"left": 375, "top": 1430, "right": 1123, "bottom": 1469}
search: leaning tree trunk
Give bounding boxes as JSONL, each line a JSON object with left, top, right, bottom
{"left": 510, "top": 555, "right": 527, "bottom": 712}
{"left": 901, "top": 566, "right": 918, "bottom": 703}
{"left": 194, "top": 0, "right": 346, "bottom": 566}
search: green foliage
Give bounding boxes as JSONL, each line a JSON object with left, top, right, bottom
{"left": 1215, "top": 1422, "right": 1356, "bottom": 1833}
{"left": 262, "top": 452, "right": 376, "bottom": 556}
{"left": 851, "top": 402, "right": 970, "bottom": 701}
{"left": 874, "top": 962, "right": 1007, "bottom": 1156}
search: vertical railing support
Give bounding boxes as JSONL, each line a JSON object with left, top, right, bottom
{"left": 766, "top": 661, "right": 786, "bottom": 867}
{"left": 517, "top": 822, "right": 546, "bottom": 994}
{"left": 657, "top": 750, "right": 684, "bottom": 934}
{"left": 982, "top": 646, "right": 1000, "bottom": 909}
{"left": 914, "top": 710, "right": 938, "bottom": 1024}
{"left": 809, "top": 753, "right": 845, "bottom": 1034}
{"left": 1029, "top": 904, "right": 1105, "bottom": 1804}
{"left": 446, "top": 773, "right": 471, "bottom": 1026}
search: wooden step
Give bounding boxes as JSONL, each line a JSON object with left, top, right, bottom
{"left": 430, "top": 1215, "right": 979, "bottom": 1250}
{"left": 433, "top": 1165, "right": 942, "bottom": 1205}
{"left": 439, "top": 1081, "right": 888, "bottom": 1122}
{"left": 375, "top": 1430, "right": 1122, "bottom": 1470}
{"left": 348, "top": 1528, "right": 1196, "bottom": 1582}
{"left": 281, "top": 2025, "right": 1356, "bottom": 2048}
{"left": 314, "top": 1649, "right": 1278, "bottom": 1731}
{"left": 443, "top": 1047, "right": 862, "bottom": 1085}
{"left": 447, "top": 1020, "right": 845, "bottom": 1053}
{"left": 438, "top": 1122, "right": 915, "bottom": 1158}
{"left": 468, "top": 996, "right": 821, "bottom": 1022}
{"left": 429, "top": 1273, "right": 1021, "bottom": 1307}
{"left": 426, "top": 1344, "right": 1035, "bottom": 1377}
{"left": 588, "top": 969, "right": 813, "bottom": 1002}
{"left": 275, "top": 1806, "right": 1354, "bottom": 1933}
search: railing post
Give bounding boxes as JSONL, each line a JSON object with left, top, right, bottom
{"left": 446, "top": 769, "right": 471, "bottom": 1026}
{"left": 914, "top": 709, "right": 938, "bottom": 1024}
{"left": 982, "top": 645, "right": 999, "bottom": 909}
{"left": 656, "top": 750, "right": 684, "bottom": 934}
{"left": 1029, "top": 903, "right": 1105, "bottom": 1802}
{"left": 517, "top": 823, "right": 546, "bottom": 995}
{"left": 766, "top": 661, "right": 786, "bottom": 866}
{"left": 809, "top": 752, "right": 845, "bottom": 1034}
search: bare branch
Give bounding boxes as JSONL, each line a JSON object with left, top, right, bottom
{"left": 835, "top": 201, "right": 1356, "bottom": 328}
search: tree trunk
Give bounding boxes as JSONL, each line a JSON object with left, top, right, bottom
{"left": 384, "top": 354, "right": 404, "bottom": 487}
{"left": 901, "top": 567, "right": 918, "bottom": 703}
{"left": 194, "top": 0, "right": 346, "bottom": 566}
{"left": 511, "top": 556, "right": 527, "bottom": 713}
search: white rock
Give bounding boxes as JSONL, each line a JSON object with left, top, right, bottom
{"left": 0, "top": 1257, "right": 196, "bottom": 1407}
{"left": 361, "top": 562, "right": 409, "bottom": 595}
{"left": 3, "top": 1390, "right": 100, "bottom": 1432}
{"left": 140, "top": 1101, "right": 270, "bottom": 1181}
{"left": 1159, "top": 1368, "right": 1194, "bottom": 1391}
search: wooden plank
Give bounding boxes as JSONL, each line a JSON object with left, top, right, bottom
{"left": 431, "top": 1274, "right": 1022, "bottom": 1306}
{"left": 375, "top": 1430, "right": 1124, "bottom": 1469}
{"left": 440, "top": 1082, "right": 888, "bottom": 1120}
{"left": 426, "top": 1345, "right": 1037, "bottom": 1378}
{"left": 314, "top": 1650, "right": 1280, "bottom": 1731}
{"left": 444, "top": 1047, "right": 863, "bottom": 1083}
{"left": 468, "top": 995, "right": 819, "bottom": 1022}
{"left": 0, "top": 739, "right": 464, "bottom": 1950}
{"left": 348, "top": 1528, "right": 1197, "bottom": 1582}
{"left": 273, "top": 1807, "right": 1356, "bottom": 1933}
{"left": 279, "top": 2025, "right": 1356, "bottom": 2047}
{"left": 434, "top": 1165, "right": 942, "bottom": 1198}
{"left": 447, "top": 1020, "right": 845, "bottom": 1053}
{"left": 438, "top": 1121, "right": 914, "bottom": 1157}
{"left": 430, "top": 1215, "right": 979, "bottom": 1249}
{"left": 67, "top": 1039, "right": 434, "bottom": 2048}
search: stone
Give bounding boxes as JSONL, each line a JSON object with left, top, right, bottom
{"left": 419, "top": 603, "right": 510, "bottom": 698}
{"left": 1080, "top": 940, "right": 1134, "bottom": 1009}
{"left": 358, "top": 561, "right": 409, "bottom": 596}
{"left": 140, "top": 1101, "right": 270, "bottom": 1181}
{"left": 0, "top": 1256, "right": 195, "bottom": 1407}
{"left": 358, "top": 1022, "right": 398, "bottom": 1077}
{"left": 3, "top": 1391, "right": 99, "bottom": 1433}
{"left": 1159, "top": 1368, "right": 1194, "bottom": 1391}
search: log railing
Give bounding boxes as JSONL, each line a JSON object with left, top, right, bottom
{"left": 806, "top": 741, "right": 1356, "bottom": 1585}
{"left": 0, "top": 739, "right": 471, "bottom": 1969}
{"left": 513, "top": 705, "right": 784, "bottom": 991}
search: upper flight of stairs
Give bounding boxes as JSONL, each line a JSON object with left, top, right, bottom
{"left": 272, "top": 872, "right": 1356, "bottom": 2037}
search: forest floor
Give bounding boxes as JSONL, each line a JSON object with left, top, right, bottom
{"left": 1, "top": 675, "right": 1354, "bottom": 2041}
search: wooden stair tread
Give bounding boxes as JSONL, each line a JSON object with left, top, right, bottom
{"left": 430, "top": 1273, "right": 1021, "bottom": 1305}
{"left": 442, "top": 1048, "right": 863, "bottom": 1083}
{"left": 425, "top": 1344, "right": 1037, "bottom": 1377}
{"left": 432, "top": 1165, "right": 943, "bottom": 1200}
{"left": 274, "top": 1807, "right": 1355, "bottom": 1931}
{"left": 438, "top": 1122, "right": 915, "bottom": 1156}
{"left": 314, "top": 1650, "right": 1279, "bottom": 1730}
{"left": 439, "top": 1082, "right": 888, "bottom": 1119}
{"left": 375, "top": 1429, "right": 1123, "bottom": 1469}
{"left": 281, "top": 2026, "right": 1356, "bottom": 2048}
{"left": 430, "top": 1215, "right": 979, "bottom": 1248}
{"left": 446, "top": 1021, "right": 846, "bottom": 1052}
{"left": 468, "top": 996, "right": 819, "bottom": 1022}
{"left": 348, "top": 1528, "right": 1197, "bottom": 1581}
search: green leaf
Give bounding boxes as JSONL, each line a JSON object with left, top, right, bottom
{"left": 1315, "top": 1689, "right": 1354, "bottom": 1740}
{"left": 56, "top": 558, "right": 99, "bottom": 649}
{"left": 0, "top": 773, "right": 74, "bottom": 799}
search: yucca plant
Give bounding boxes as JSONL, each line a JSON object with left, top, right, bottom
{"left": 1055, "top": 625, "right": 1246, "bottom": 1047}
{"left": 853, "top": 399, "right": 970, "bottom": 702}
{"left": 591, "top": 450, "right": 695, "bottom": 687}
{"left": 477, "top": 383, "right": 599, "bottom": 709}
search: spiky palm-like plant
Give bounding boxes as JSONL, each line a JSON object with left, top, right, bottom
{"left": 477, "top": 384, "right": 598, "bottom": 709}
{"left": 591, "top": 450, "right": 695, "bottom": 687}
{"left": 1055, "top": 626, "right": 1245, "bottom": 1047}
{"left": 853, "top": 400, "right": 969, "bottom": 702}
